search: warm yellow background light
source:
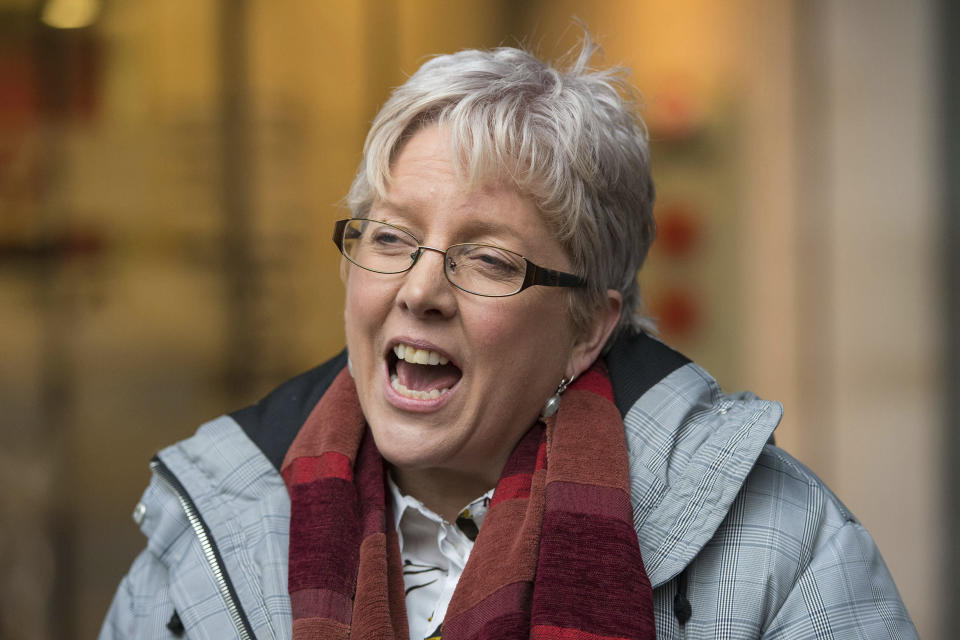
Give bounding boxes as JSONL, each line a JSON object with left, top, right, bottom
{"left": 40, "top": 0, "right": 100, "bottom": 30}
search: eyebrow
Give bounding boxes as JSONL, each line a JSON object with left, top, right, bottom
{"left": 370, "top": 200, "right": 527, "bottom": 249}
{"left": 457, "top": 219, "right": 524, "bottom": 246}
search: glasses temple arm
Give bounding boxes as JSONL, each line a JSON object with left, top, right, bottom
{"left": 332, "top": 219, "right": 348, "bottom": 249}
{"left": 525, "top": 263, "right": 587, "bottom": 289}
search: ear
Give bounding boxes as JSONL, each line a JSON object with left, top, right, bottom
{"left": 339, "top": 256, "right": 349, "bottom": 284}
{"left": 565, "top": 289, "right": 622, "bottom": 380}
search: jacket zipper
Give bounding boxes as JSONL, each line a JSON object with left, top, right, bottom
{"left": 150, "top": 456, "right": 257, "bottom": 639}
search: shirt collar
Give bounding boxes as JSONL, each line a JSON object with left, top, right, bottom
{"left": 387, "top": 474, "right": 493, "bottom": 550}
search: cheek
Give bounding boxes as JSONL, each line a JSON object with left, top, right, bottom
{"left": 343, "top": 274, "right": 390, "bottom": 354}
{"left": 466, "top": 297, "right": 573, "bottom": 367}
{"left": 345, "top": 270, "right": 390, "bottom": 314}
{"left": 463, "top": 300, "right": 528, "bottom": 349}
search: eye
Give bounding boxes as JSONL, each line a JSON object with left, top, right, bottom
{"left": 460, "top": 245, "right": 524, "bottom": 277}
{"left": 372, "top": 229, "right": 403, "bottom": 245}
{"left": 477, "top": 253, "right": 514, "bottom": 270}
{"left": 366, "top": 226, "right": 417, "bottom": 253}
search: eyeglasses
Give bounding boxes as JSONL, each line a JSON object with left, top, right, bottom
{"left": 333, "top": 218, "right": 587, "bottom": 297}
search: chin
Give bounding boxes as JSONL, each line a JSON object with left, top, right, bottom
{"left": 373, "top": 430, "right": 457, "bottom": 472}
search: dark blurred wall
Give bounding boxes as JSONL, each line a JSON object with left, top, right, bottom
{"left": 941, "top": 0, "right": 960, "bottom": 617}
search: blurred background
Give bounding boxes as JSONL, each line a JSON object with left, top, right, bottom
{"left": 0, "top": 0, "right": 955, "bottom": 637}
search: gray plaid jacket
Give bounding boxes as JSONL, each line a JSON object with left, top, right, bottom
{"left": 100, "top": 334, "right": 917, "bottom": 639}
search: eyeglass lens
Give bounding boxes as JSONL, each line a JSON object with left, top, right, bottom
{"left": 340, "top": 219, "right": 527, "bottom": 296}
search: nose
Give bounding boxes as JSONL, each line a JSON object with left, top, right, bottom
{"left": 396, "top": 246, "right": 457, "bottom": 319}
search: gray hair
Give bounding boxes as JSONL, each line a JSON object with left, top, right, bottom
{"left": 347, "top": 36, "right": 656, "bottom": 345}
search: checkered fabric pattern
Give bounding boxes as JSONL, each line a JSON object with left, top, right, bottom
{"left": 100, "top": 362, "right": 918, "bottom": 639}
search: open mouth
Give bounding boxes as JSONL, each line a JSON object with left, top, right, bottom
{"left": 387, "top": 343, "right": 462, "bottom": 400}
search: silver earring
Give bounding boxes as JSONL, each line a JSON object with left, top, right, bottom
{"left": 347, "top": 356, "right": 354, "bottom": 377}
{"left": 540, "top": 377, "right": 571, "bottom": 418}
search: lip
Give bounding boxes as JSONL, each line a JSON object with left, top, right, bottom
{"left": 382, "top": 336, "right": 462, "bottom": 413}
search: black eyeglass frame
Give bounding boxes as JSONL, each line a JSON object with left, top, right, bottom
{"left": 332, "top": 218, "right": 587, "bottom": 297}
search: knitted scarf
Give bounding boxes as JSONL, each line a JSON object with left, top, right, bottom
{"left": 281, "top": 361, "right": 656, "bottom": 640}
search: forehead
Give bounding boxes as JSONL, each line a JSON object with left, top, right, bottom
{"left": 377, "top": 125, "right": 555, "bottom": 248}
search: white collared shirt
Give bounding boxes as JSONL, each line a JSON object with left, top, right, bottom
{"left": 387, "top": 476, "right": 493, "bottom": 640}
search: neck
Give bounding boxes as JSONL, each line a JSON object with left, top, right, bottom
{"left": 391, "top": 465, "right": 496, "bottom": 523}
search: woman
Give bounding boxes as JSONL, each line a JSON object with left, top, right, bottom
{"left": 101, "top": 39, "right": 916, "bottom": 639}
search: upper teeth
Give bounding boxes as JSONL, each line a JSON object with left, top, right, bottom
{"left": 393, "top": 343, "right": 449, "bottom": 366}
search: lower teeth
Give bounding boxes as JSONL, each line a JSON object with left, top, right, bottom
{"left": 390, "top": 374, "right": 450, "bottom": 400}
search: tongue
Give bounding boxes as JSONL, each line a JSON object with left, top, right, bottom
{"left": 396, "top": 360, "right": 462, "bottom": 392}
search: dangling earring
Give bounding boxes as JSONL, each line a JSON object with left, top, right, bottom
{"left": 347, "top": 356, "right": 354, "bottom": 377}
{"left": 540, "top": 377, "right": 571, "bottom": 418}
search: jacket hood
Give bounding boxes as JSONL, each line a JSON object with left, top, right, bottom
{"left": 622, "top": 361, "right": 782, "bottom": 587}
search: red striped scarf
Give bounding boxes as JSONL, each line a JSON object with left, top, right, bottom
{"left": 281, "top": 361, "right": 656, "bottom": 640}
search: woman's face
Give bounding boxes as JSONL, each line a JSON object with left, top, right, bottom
{"left": 343, "top": 125, "right": 597, "bottom": 489}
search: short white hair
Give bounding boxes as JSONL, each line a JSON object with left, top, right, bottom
{"left": 347, "top": 36, "right": 656, "bottom": 344}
